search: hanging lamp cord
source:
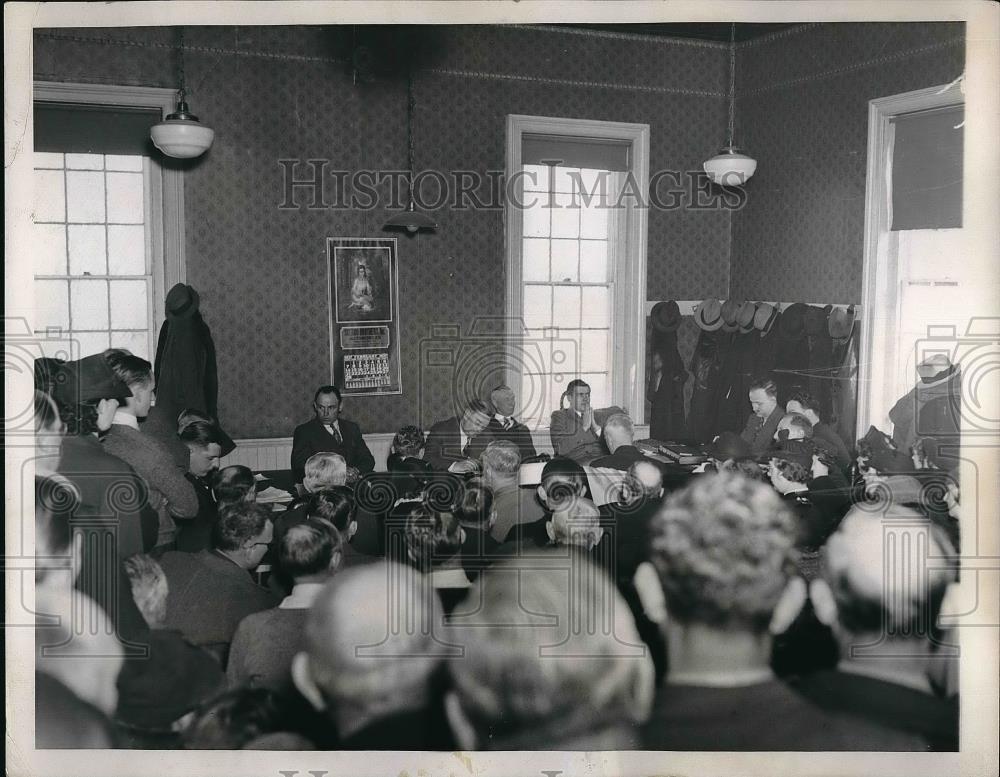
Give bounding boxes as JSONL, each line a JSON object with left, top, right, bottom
{"left": 177, "top": 27, "right": 188, "bottom": 104}
{"left": 406, "top": 69, "right": 416, "bottom": 201}
{"left": 726, "top": 22, "right": 736, "bottom": 149}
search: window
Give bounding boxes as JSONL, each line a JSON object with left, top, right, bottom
{"left": 506, "top": 116, "right": 649, "bottom": 429}
{"left": 32, "top": 82, "right": 186, "bottom": 363}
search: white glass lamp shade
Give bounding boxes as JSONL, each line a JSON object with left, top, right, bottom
{"left": 703, "top": 147, "right": 757, "bottom": 187}
{"left": 151, "top": 119, "right": 214, "bottom": 158}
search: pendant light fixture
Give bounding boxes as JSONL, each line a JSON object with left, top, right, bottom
{"left": 703, "top": 23, "right": 756, "bottom": 187}
{"left": 150, "top": 27, "right": 215, "bottom": 159}
{"left": 383, "top": 69, "right": 437, "bottom": 234}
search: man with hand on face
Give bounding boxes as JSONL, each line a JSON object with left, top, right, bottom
{"left": 484, "top": 385, "right": 536, "bottom": 462}
{"left": 549, "top": 379, "right": 605, "bottom": 464}
{"left": 740, "top": 378, "right": 785, "bottom": 456}
{"left": 425, "top": 399, "right": 494, "bottom": 472}
{"left": 291, "top": 386, "right": 374, "bottom": 485}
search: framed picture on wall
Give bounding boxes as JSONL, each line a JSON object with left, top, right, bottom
{"left": 326, "top": 237, "right": 402, "bottom": 396}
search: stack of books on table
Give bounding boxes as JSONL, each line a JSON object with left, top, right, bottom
{"left": 657, "top": 442, "right": 708, "bottom": 466}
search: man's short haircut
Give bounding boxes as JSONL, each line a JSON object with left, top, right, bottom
{"left": 35, "top": 475, "right": 78, "bottom": 582}
{"left": 447, "top": 556, "right": 653, "bottom": 747}
{"left": 565, "top": 378, "right": 590, "bottom": 394}
{"left": 465, "top": 398, "right": 490, "bottom": 416}
{"left": 123, "top": 554, "right": 168, "bottom": 628}
{"left": 280, "top": 518, "right": 343, "bottom": 579}
{"left": 720, "top": 457, "right": 767, "bottom": 482}
{"left": 481, "top": 440, "right": 521, "bottom": 477}
{"left": 550, "top": 500, "right": 602, "bottom": 549}
{"left": 103, "top": 349, "right": 153, "bottom": 389}
{"left": 650, "top": 472, "right": 797, "bottom": 633}
{"left": 821, "top": 507, "right": 956, "bottom": 636}
{"left": 392, "top": 425, "right": 425, "bottom": 456}
{"left": 771, "top": 457, "right": 810, "bottom": 484}
{"left": 212, "top": 502, "right": 272, "bottom": 551}
{"left": 603, "top": 412, "right": 634, "bottom": 437}
{"left": 179, "top": 419, "right": 222, "bottom": 448}
{"left": 782, "top": 412, "right": 815, "bottom": 438}
{"left": 213, "top": 465, "right": 255, "bottom": 505}
{"left": 453, "top": 477, "right": 494, "bottom": 529}
{"left": 403, "top": 503, "right": 463, "bottom": 571}
{"left": 541, "top": 457, "right": 589, "bottom": 502}
{"left": 788, "top": 391, "right": 822, "bottom": 418}
{"left": 748, "top": 378, "right": 778, "bottom": 398}
{"left": 306, "top": 487, "right": 356, "bottom": 533}
{"left": 313, "top": 385, "right": 342, "bottom": 403}
{"left": 303, "top": 452, "right": 347, "bottom": 492}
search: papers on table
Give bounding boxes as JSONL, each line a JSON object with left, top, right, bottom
{"left": 253, "top": 473, "right": 267, "bottom": 482}
{"left": 255, "top": 486, "right": 293, "bottom": 504}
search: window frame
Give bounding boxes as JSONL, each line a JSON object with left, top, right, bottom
{"left": 33, "top": 81, "right": 187, "bottom": 355}
{"left": 505, "top": 115, "right": 649, "bottom": 427}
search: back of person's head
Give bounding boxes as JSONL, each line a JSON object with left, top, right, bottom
{"left": 769, "top": 456, "right": 811, "bottom": 487}
{"left": 623, "top": 460, "right": 664, "bottom": 502}
{"left": 602, "top": 412, "right": 634, "bottom": 445}
{"left": 719, "top": 457, "right": 767, "bottom": 482}
{"left": 123, "top": 554, "right": 168, "bottom": 629}
{"left": 279, "top": 518, "right": 343, "bottom": 581}
{"left": 306, "top": 486, "right": 356, "bottom": 535}
{"left": 548, "top": 499, "right": 602, "bottom": 549}
{"left": 392, "top": 425, "right": 425, "bottom": 457}
{"left": 650, "top": 472, "right": 797, "bottom": 633}
{"left": 815, "top": 507, "right": 956, "bottom": 640}
{"left": 778, "top": 412, "right": 814, "bottom": 440}
{"left": 212, "top": 502, "right": 272, "bottom": 552}
{"left": 292, "top": 563, "right": 448, "bottom": 726}
{"left": 182, "top": 688, "right": 286, "bottom": 749}
{"left": 36, "top": 612, "right": 124, "bottom": 716}
{"left": 404, "top": 503, "right": 463, "bottom": 571}
{"left": 453, "top": 477, "right": 494, "bottom": 531}
{"left": 445, "top": 556, "right": 654, "bottom": 749}
{"left": 303, "top": 452, "right": 347, "bottom": 492}
{"left": 539, "top": 456, "right": 588, "bottom": 508}
{"left": 178, "top": 418, "right": 221, "bottom": 447}
{"left": 212, "top": 465, "right": 256, "bottom": 506}
{"left": 103, "top": 348, "right": 152, "bottom": 390}
{"left": 35, "top": 475, "right": 78, "bottom": 585}
{"left": 480, "top": 440, "right": 521, "bottom": 482}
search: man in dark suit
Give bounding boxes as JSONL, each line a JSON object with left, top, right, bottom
{"left": 739, "top": 378, "right": 785, "bottom": 455}
{"left": 549, "top": 378, "right": 605, "bottom": 464}
{"left": 424, "top": 399, "right": 494, "bottom": 471}
{"left": 291, "top": 386, "right": 374, "bottom": 484}
{"left": 590, "top": 413, "right": 646, "bottom": 471}
{"left": 484, "top": 385, "right": 536, "bottom": 461}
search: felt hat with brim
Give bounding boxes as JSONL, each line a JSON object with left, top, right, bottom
{"left": 737, "top": 301, "right": 758, "bottom": 333}
{"left": 650, "top": 300, "right": 682, "bottom": 333}
{"left": 778, "top": 302, "right": 808, "bottom": 342}
{"left": 164, "top": 283, "right": 201, "bottom": 320}
{"left": 721, "top": 299, "right": 742, "bottom": 332}
{"left": 804, "top": 305, "right": 832, "bottom": 337}
{"left": 51, "top": 355, "right": 132, "bottom": 406}
{"left": 753, "top": 302, "right": 779, "bottom": 334}
{"left": 858, "top": 426, "right": 913, "bottom": 475}
{"left": 827, "top": 305, "right": 856, "bottom": 339}
{"left": 693, "top": 298, "right": 724, "bottom": 331}
{"left": 708, "top": 431, "right": 751, "bottom": 461}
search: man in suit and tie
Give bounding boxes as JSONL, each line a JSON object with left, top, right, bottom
{"left": 291, "top": 386, "right": 375, "bottom": 484}
{"left": 549, "top": 379, "right": 605, "bottom": 464}
{"left": 484, "top": 385, "right": 537, "bottom": 462}
{"left": 425, "top": 399, "right": 494, "bottom": 471}
{"left": 739, "top": 378, "right": 785, "bottom": 456}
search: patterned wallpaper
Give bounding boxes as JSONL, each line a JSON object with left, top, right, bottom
{"left": 729, "top": 22, "right": 965, "bottom": 303}
{"left": 34, "top": 24, "right": 731, "bottom": 437}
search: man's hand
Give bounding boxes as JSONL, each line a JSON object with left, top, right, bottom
{"left": 581, "top": 406, "right": 598, "bottom": 434}
{"left": 448, "top": 459, "right": 480, "bottom": 475}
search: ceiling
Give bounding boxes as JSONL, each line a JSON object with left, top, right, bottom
{"left": 556, "top": 23, "right": 804, "bottom": 43}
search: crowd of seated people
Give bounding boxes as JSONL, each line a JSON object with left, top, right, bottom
{"left": 32, "top": 354, "right": 961, "bottom": 752}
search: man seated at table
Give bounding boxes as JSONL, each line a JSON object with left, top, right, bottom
{"left": 590, "top": 413, "right": 645, "bottom": 471}
{"left": 291, "top": 386, "right": 374, "bottom": 485}
{"left": 739, "top": 378, "right": 785, "bottom": 456}
{"left": 549, "top": 379, "right": 605, "bottom": 464}
{"left": 425, "top": 399, "right": 494, "bottom": 472}
{"left": 785, "top": 391, "right": 852, "bottom": 472}
{"left": 481, "top": 440, "right": 545, "bottom": 544}
{"left": 485, "top": 385, "right": 537, "bottom": 462}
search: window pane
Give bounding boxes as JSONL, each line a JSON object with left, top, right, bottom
{"left": 580, "top": 199, "right": 609, "bottom": 240}
{"left": 550, "top": 239, "right": 578, "bottom": 282}
{"left": 35, "top": 280, "right": 69, "bottom": 331}
{"left": 582, "top": 373, "right": 608, "bottom": 408}
{"left": 70, "top": 279, "right": 109, "bottom": 329}
{"left": 72, "top": 331, "right": 110, "bottom": 357}
{"left": 581, "top": 330, "right": 610, "bottom": 372}
{"left": 34, "top": 152, "right": 64, "bottom": 169}
{"left": 553, "top": 286, "right": 581, "bottom": 329}
{"left": 518, "top": 339, "right": 548, "bottom": 377}
{"left": 550, "top": 377, "right": 568, "bottom": 418}
{"left": 68, "top": 224, "right": 107, "bottom": 276}
{"left": 522, "top": 285, "right": 552, "bottom": 329}
{"left": 553, "top": 166, "right": 581, "bottom": 194}
{"left": 106, "top": 172, "right": 144, "bottom": 223}
{"left": 551, "top": 331, "right": 579, "bottom": 375}
{"left": 109, "top": 280, "right": 148, "bottom": 329}
{"left": 523, "top": 202, "right": 550, "bottom": 238}
{"left": 550, "top": 192, "right": 580, "bottom": 238}
{"left": 579, "top": 240, "right": 608, "bottom": 282}
{"left": 577, "top": 168, "right": 609, "bottom": 195}
{"left": 34, "top": 224, "right": 67, "bottom": 275}
{"left": 520, "top": 373, "right": 545, "bottom": 427}
{"left": 65, "top": 153, "right": 104, "bottom": 170}
{"left": 33, "top": 169, "right": 66, "bottom": 222}
{"left": 107, "top": 225, "right": 146, "bottom": 275}
{"left": 111, "top": 330, "right": 149, "bottom": 360}
{"left": 581, "top": 287, "right": 609, "bottom": 329}
{"left": 105, "top": 155, "right": 143, "bottom": 172}
{"left": 522, "top": 238, "right": 549, "bottom": 282}
{"left": 66, "top": 171, "right": 106, "bottom": 223}
{"left": 521, "top": 165, "right": 550, "bottom": 193}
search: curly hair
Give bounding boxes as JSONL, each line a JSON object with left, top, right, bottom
{"left": 403, "top": 503, "right": 463, "bottom": 571}
{"left": 392, "top": 425, "right": 426, "bottom": 457}
{"left": 453, "top": 477, "right": 494, "bottom": 529}
{"left": 771, "top": 457, "right": 810, "bottom": 484}
{"left": 649, "top": 472, "right": 797, "bottom": 632}
{"left": 55, "top": 399, "right": 101, "bottom": 436}
{"left": 719, "top": 457, "right": 767, "bottom": 482}
{"left": 212, "top": 502, "right": 271, "bottom": 552}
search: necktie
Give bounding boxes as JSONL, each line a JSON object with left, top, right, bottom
{"left": 504, "top": 418, "right": 513, "bottom": 430}
{"left": 330, "top": 424, "right": 342, "bottom": 444}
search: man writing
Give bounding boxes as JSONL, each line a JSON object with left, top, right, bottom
{"left": 740, "top": 378, "right": 785, "bottom": 455}
{"left": 291, "top": 386, "right": 374, "bottom": 484}
{"left": 425, "top": 399, "right": 494, "bottom": 472}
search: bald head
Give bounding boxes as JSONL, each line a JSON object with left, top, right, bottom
{"left": 626, "top": 460, "right": 664, "bottom": 501}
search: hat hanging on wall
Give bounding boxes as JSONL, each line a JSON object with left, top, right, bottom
{"left": 150, "top": 27, "right": 215, "bottom": 159}
{"left": 703, "top": 23, "right": 757, "bottom": 187}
